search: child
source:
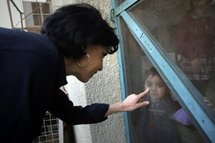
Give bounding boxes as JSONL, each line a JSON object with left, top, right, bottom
{"left": 134, "top": 67, "right": 182, "bottom": 143}
{"left": 144, "top": 68, "right": 192, "bottom": 126}
{"left": 134, "top": 67, "right": 205, "bottom": 143}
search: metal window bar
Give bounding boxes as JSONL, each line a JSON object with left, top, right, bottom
{"left": 114, "top": 0, "right": 139, "bottom": 16}
{"left": 111, "top": 0, "right": 131, "bottom": 142}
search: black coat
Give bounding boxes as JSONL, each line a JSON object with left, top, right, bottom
{"left": 0, "top": 27, "right": 109, "bottom": 143}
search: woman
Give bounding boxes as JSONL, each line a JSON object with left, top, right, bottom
{"left": 0, "top": 3, "right": 149, "bottom": 143}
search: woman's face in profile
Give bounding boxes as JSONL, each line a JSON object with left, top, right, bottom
{"left": 144, "top": 74, "right": 169, "bottom": 102}
{"left": 75, "top": 45, "right": 108, "bottom": 82}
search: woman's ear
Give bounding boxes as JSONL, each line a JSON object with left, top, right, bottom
{"left": 76, "top": 53, "right": 91, "bottom": 68}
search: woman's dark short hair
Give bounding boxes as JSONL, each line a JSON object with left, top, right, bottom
{"left": 41, "top": 3, "right": 119, "bottom": 59}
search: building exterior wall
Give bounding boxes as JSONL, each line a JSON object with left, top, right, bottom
{"left": 51, "top": 0, "right": 63, "bottom": 11}
{"left": 86, "top": 55, "right": 126, "bottom": 143}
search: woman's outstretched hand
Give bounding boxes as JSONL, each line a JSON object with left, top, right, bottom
{"left": 105, "top": 88, "right": 149, "bottom": 116}
{"left": 121, "top": 88, "right": 150, "bottom": 111}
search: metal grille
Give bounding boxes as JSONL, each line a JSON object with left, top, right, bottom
{"left": 33, "top": 112, "right": 59, "bottom": 143}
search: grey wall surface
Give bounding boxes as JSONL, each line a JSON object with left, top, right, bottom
{"left": 86, "top": 55, "right": 126, "bottom": 143}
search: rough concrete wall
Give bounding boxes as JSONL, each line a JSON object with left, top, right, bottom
{"left": 63, "top": 0, "right": 111, "bottom": 22}
{"left": 86, "top": 55, "right": 126, "bottom": 143}
{"left": 61, "top": 1, "right": 126, "bottom": 143}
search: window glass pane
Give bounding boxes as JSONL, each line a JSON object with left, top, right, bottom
{"left": 119, "top": 18, "right": 206, "bottom": 143}
{"left": 42, "top": 3, "right": 50, "bottom": 13}
{"left": 33, "top": 15, "right": 42, "bottom": 25}
{"left": 31, "top": 2, "right": 41, "bottom": 13}
{"left": 129, "top": 0, "right": 215, "bottom": 119}
{"left": 117, "top": 0, "right": 215, "bottom": 142}
{"left": 24, "top": 2, "right": 51, "bottom": 27}
{"left": 43, "top": 15, "right": 50, "bottom": 21}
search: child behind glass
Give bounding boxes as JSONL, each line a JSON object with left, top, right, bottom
{"left": 135, "top": 67, "right": 182, "bottom": 143}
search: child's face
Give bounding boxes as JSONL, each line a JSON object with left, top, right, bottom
{"left": 144, "top": 74, "right": 169, "bottom": 102}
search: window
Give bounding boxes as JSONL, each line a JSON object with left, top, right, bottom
{"left": 23, "top": 1, "right": 51, "bottom": 32}
{"left": 112, "top": 0, "right": 215, "bottom": 142}
{"left": 31, "top": 2, "right": 50, "bottom": 26}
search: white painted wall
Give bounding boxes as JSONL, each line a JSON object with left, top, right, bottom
{"left": 51, "top": 0, "right": 63, "bottom": 12}
{"left": 65, "top": 76, "right": 93, "bottom": 143}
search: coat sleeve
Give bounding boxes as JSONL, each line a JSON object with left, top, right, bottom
{"left": 48, "top": 89, "right": 109, "bottom": 124}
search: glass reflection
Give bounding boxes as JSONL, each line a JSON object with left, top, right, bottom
{"left": 175, "top": 0, "right": 215, "bottom": 100}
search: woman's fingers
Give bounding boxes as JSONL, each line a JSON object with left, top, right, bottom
{"left": 137, "top": 101, "right": 150, "bottom": 107}
{"left": 137, "top": 88, "right": 149, "bottom": 98}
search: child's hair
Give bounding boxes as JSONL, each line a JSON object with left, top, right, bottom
{"left": 143, "top": 67, "right": 161, "bottom": 84}
{"left": 143, "top": 67, "right": 170, "bottom": 93}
